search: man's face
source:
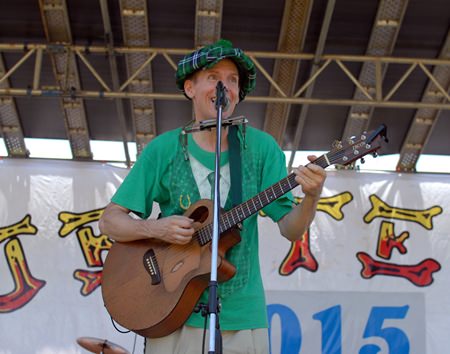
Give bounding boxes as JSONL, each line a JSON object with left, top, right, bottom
{"left": 184, "top": 59, "right": 240, "bottom": 121}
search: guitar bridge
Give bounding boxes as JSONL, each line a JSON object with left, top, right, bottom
{"left": 143, "top": 249, "right": 161, "bottom": 285}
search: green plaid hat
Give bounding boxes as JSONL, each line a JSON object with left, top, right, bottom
{"left": 175, "top": 39, "right": 256, "bottom": 101}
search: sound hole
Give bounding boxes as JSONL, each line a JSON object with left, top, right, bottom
{"left": 190, "top": 205, "right": 209, "bottom": 223}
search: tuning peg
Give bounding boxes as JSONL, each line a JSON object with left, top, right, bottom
{"left": 372, "top": 152, "right": 378, "bottom": 158}
{"left": 360, "top": 157, "right": 365, "bottom": 164}
{"left": 332, "top": 140, "right": 343, "bottom": 149}
{"left": 347, "top": 136, "right": 356, "bottom": 145}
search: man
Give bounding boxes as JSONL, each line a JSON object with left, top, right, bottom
{"left": 99, "top": 39, "right": 326, "bottom": 354}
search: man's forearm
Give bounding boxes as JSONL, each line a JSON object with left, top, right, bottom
{"left": 278, "top": 195, "right": 319, "bottom": 242}
{"left": 99, "top": 204, "right": 151, "bottom": 242}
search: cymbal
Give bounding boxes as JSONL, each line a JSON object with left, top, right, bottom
{"left": 76, "top": 337, "right": 129, "bottom": 354}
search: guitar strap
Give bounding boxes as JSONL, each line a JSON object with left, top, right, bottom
{"left": 228, "top": 125, "right": 242, "bottom": 207}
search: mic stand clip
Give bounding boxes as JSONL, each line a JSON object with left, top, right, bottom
{"left": 182, "top": 116, "right": 247, "bottom": 134}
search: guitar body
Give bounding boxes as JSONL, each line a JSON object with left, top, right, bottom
{"left": 101, "top": 199, "right": 241, "bottom": 338}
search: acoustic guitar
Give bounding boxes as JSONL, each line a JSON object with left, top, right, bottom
{"left": 101, "top": 125, "right": 387, "bottom": 338}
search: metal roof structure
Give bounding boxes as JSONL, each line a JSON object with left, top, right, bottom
{"left": 0, "top": 0, "right": 449, "bottom": 170}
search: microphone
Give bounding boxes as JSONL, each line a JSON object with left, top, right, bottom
{"left": 215, "top": 81, "right": 230, "bottom": 111}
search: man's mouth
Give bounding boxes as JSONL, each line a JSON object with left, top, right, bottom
{"left": 210, "top": 96, "right": 231, "bottom": 112}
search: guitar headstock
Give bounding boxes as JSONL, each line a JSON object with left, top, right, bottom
{"left": 325, "top": 124, "right": 388, "bottom": 167}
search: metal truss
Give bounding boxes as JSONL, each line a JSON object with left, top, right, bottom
{"left": 1, "top": 43, "right": 449, "bottom": 112}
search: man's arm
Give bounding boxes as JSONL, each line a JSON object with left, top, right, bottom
{"left": 278, "top": 155, "right": 326, "bottom": 241}
{"left": 99, "top": 202, "right": 195, "bottom": 244}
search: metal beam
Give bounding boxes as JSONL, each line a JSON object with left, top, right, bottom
{"left": 119, "top": 0, "right": 157, "bottom": 156}
{"left": 39, "top": 0, "right": 92, "bottom": 160}
{"left": 263, "top": 0, "right": 313, "bottom": 144}
{"left": 396, "top": 30, "right": 450, "bottom": 172}
{"left": 0, "top": 54, "right": 28, "bottom": 157}
{"left": 2, "top": 88, "right": 450, "bottom": 111}
{"left": 3, "top": 43, "right": 450, "bottom": 64}
{"left": 195, "top": 0, "right": 223, "bottom": 46}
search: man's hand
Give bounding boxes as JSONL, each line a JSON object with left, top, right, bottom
{"left": 147, "top": 215, "right": 195, "bottom": 245}
{"left": 292, "top": 155, "right": 326, "bottom": 200}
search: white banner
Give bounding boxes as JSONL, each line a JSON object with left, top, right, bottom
{"left": 0, "top": 159, "right": 449, "bottom": 354}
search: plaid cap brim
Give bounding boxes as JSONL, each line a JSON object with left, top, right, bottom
{"left": 175, "top": 39, "right": 256, "bottom": 101}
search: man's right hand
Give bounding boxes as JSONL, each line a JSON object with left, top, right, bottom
{"left": 147, "top": 215, "right": 195, "bottom": 245}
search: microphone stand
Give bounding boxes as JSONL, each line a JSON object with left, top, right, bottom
{"left": 207, "top": 80, "right": 227, "bottom": 354}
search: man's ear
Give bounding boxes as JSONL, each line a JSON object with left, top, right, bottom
{"left": 184, "top": 79, "right": 195, "bottom": 99}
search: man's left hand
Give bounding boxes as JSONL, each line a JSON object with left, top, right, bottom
{"left": 292, "top": 155, "right": 327, "bottom": 200}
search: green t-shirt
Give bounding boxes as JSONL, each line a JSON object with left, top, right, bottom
{"left": 111, "top": 125, "right": 294, "bottom": 330}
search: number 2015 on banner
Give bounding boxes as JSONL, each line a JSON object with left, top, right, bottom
{"left": 268, "top": 304, "right": 410, "bottom": 354}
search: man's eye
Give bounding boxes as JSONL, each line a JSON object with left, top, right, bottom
{"left": 208, "top": 74, "right": 217, "bottom": 80}
{"left": 227, "top": 77, "right": 239, "bottom": 86}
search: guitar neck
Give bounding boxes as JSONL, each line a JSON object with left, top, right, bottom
{"left": 195, "top": 123, "right": 387, "bottom": 246}
{"left": 223, "top": 154, "right": 330, "bottom": 228}
{"left": 197, "top": 154, "right": 330, "bottom": 246}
